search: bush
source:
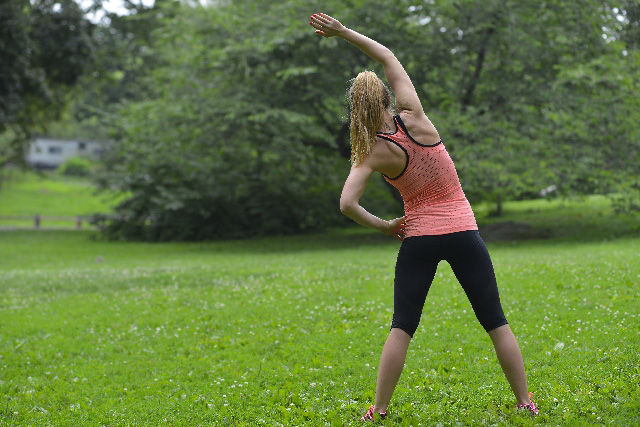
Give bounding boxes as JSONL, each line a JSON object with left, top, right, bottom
{"left": 59, "top": 156, "right": 93, "bottom": 177}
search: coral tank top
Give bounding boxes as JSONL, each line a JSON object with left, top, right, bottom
{"left": 377, "top": 115, "right": 477, "bottom": 237}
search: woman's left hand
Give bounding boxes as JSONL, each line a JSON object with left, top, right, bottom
{"left": 382, "top": 216, "right": 406, "bottom": 241}
{"left": 309, "top": 13, "right": 345, "bottom": 38}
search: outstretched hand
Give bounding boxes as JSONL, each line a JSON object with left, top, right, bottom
{"left": 309, "top": 13, "right": 345, "bottom": 38}
{"left": 382, "top": 216, "right": 406, "bottom": 241}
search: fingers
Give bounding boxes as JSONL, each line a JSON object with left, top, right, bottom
{"left": 311, "top": 13, "right": 332, "bottom": 25}
{"left": 309, "top": 13, "right": 324, "bottom": 27}
{"left": 391, "top": 217, "right": 406, "bottom": 240}
{"left": 309, "top": 12, "right": 337, "bottom": 36}
{"left": 391, "top": 217, "right": 406, "bottom": 231}
{"left": 309, "top": 15, "right": 327, "bottom": 36}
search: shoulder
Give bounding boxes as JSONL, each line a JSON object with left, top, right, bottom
{"left": 397, "top": 111, "right": 441, "bottom": 145}
{"left": 360, "top": 137, "right": 406, "bottom": 174}
{"left": 370, "top": 137, "right": 402, "bottom": 159}
{"left": 397, "top": 110, "right": 429, "bottom": 129}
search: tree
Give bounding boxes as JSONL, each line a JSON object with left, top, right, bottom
{"left": 0, "top": 0, "right": 94, "bottom": 168}
{"left": 94, "top": 0, "right": 640, "bottom": 240}
{"left": 95, "top": 0, "right": 356, "bottom": 240}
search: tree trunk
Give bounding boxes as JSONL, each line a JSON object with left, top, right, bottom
{"left": 460, "top": 24, "right": 495, "bottom": 112}
{"left": 336, "top": 121, "right": 351, "bottom": 159}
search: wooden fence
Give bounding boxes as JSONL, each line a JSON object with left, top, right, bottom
{"left": 0, "top": 215, "right": 91, "bottom": 230}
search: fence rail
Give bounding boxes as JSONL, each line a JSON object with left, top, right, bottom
{"left": 0, "top": 214, "right": 91, "bottom": 230}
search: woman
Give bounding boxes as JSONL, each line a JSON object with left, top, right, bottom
{"left": 309, "top": 13, "right": 539, "bottom": 421}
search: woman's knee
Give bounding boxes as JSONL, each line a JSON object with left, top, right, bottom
{"left": 391, "top": 318, "right": 419, "bottom": 338}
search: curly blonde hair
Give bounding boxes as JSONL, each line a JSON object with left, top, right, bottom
{"left": 348, "top": 71, "right": 392, "bottom": 165}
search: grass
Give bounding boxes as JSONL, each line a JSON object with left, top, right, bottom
{"left": 0, "top": 169, "right": 122, "bottom": 229}
{"left": 1, "top": 227, "right": 638, "bottom": 426}
{"left": 2, "top": 168, "right": 638, "bottom": 240}
{"left": 473, "top": 195, "right": 640, "bottom": 242}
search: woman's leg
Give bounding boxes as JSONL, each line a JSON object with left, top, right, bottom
{"left": 488, "top": 324, "right": 531, "bottom": 405}
{"left": 447, "top": 231, "right": 531, "bottom": 405}
{"left": 374, "top": 328, "right": 412, "bottom": 413}
{"left": 371, "top": 236, "right": 439, "bottom": 413}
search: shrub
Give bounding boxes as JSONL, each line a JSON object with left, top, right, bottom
{"left": 59, "top": 156, "right": 93, "bottom": 177}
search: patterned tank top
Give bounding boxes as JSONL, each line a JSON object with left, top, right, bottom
{"left": 377, "top": 115, "right": 477, "bottom": 237}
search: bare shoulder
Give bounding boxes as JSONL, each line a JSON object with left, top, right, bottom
{"left": 398, "top": 111, "right": 441, "bottom": 145}
{"left": 370, "top": 137, "right": 400, "bottom": 157}
{"left": 365, "top": 137, "right": 406, "bottom": 178}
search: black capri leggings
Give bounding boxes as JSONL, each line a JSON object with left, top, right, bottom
{"left": 391, "top": 230, "right": 508, "bottom": 337}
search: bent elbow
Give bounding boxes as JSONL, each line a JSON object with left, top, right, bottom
{"left": 339, "top": 199, "right": 356, "bottom": 216}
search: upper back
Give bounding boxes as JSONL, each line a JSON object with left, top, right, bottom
{"left": 376, "top": 115, "right": 460, "bottom": 203}
{"left": 397, "top": 111, "right": 440, "bottom": 146}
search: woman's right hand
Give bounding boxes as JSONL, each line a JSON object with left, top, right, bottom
{"left": 382, "top": 216, "right": 406, "bottom": 241}
{"left": 309, "top": 13, "right": 345, "bottom": 38}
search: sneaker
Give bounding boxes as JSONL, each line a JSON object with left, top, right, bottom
{"left": 516, "top": 392, "right": 539, "bottom": 415}
{"left": 360, "top": 405, "right": 387, "bottom": 421}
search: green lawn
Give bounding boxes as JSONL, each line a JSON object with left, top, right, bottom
{"left": 1, "top": 229, "right": 638, "bottom": 426}
{"left": 0, "top": 170, "right": 122, "bottom": 229}
{"left": 2, "top": 169, "right": 638, "bottom": 241}
{"left": 474, "top": 195, "right": 640, "bottom": 242}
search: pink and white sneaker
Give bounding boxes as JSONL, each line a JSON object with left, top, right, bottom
{"left": 516, "top": 392, "right": 539, "bottom": 415}
{"left": 360, "top": 405, "right": 387, "bottom": 421}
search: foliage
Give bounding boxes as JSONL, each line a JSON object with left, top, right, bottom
{"left": 394, "top": 0, "right": 640, "bottom": 209}
{"left": 2, "top": 0, "right": 638, "bottom": 239}
{"left": 610, "top": 179, "right": 640, "bottom": 215}
{"left": 89, "top": 0, "right": 640, "bottom": 240}
{"left": 95, "top": 0, "right": 356, "bottom": 240}
{"left": 0, "top": 0, "right": 94, "bottom": 165}
{"left": 62, "top": 0, "right": 179, "bottom": 142}
{"left": 0, "top": 230, "right": 638, "bottom": 425}
{"left": 58, "top": 156, "right": 93, "bottom": 177}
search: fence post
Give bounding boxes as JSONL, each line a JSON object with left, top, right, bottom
{"left": 34, "top": 214, "right": 40, "bottom": 229}
{"left": 76, "top": 215, "right": 82, "bottom": 230}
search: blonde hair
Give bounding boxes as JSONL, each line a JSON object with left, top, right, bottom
{"left": 348, "top": 71, "right": 392, "bottom": 165}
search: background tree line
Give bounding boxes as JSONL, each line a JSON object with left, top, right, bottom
{"left": 1, "top": 0, "right": 92, "bottom": 166}
{"left": 1, "top": 0, "right": 639, "bottom": 240}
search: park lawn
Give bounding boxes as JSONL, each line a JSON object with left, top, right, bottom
{"left": 473, "top": 195, "right": 640, "bottom": 242}
{"left": 0, "top": 170, "right": 123, "bottom": 229}
{"left": 2, "top": 168, "right": 638, "bottom": 241}
{"left": 0, "top": 229, "right": 638, "bottom": 426}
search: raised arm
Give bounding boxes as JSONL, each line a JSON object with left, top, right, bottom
{"left": 310, "top": 13, "right": 424, "bottom": 115}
